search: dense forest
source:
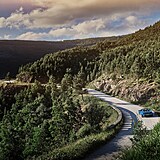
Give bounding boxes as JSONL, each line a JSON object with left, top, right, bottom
{"left": 0, "top": 72, "right": 118, "bottom": 160}
{"left": 0, "top": 36, "right": 118, "bottom": 78}
{"left": 18, "top": 21, "right": 160, "bottom": 83}
{"left": 0, "top": 21, "right": 160, "bottom": 159}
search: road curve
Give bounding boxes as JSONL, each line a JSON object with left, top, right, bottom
{"left": 84, "top": 89, "right": 160, "bottom": 160}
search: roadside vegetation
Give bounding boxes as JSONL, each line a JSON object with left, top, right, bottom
{"left": 120, "top": 123, "right": 160, "bottom": 160}
{"left": 17, "top": 21, "right": 160, "bottom": 110}
{"left": 0, "top": 71, "right": 119, "bottom": 160}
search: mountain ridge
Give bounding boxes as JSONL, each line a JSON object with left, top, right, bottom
{"left": 17, "top": 21, "right": 160, "bottom": 83}
{"left": 0, "top": 36, "right": 118, "bottom": 78}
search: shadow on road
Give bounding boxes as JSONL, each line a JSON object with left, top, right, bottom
{"left": 85, "top": 89, "right": 160, "bottom": 159}
{"left": 84, "top": 108, "right": 137, "bottom": 160}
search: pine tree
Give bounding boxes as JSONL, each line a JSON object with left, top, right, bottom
{"left": 73, "top": 70, "right": 86, "bottom": 101}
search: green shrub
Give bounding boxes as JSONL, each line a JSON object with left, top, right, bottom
{"left": 121, "top": 123, "right": 160, "bottom": 160}
{"left": 36, "top": 130, "right": 115, "bottom": 160}
{"left": 76, "top": 123, "right": 92, "bottom": 138}
{"left": 102, "top": 121, "right": 109, "bottom": 131}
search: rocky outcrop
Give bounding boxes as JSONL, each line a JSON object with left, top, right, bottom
{"left": 94, "top": 77, "right": 159, "bottom": 103}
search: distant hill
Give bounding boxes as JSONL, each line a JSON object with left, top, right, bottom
{"left": 0, "top": 36, "right": 118, "bottom": 78}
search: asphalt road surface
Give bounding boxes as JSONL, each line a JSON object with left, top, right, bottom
{"left": 84, "top": 89, "right": 160, "bottom": 160}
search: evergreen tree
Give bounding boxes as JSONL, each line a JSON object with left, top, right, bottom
{"left": 73, "top": 70, "right": 86, "bottom": 100}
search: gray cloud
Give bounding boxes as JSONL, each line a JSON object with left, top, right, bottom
{"left": 29, "top": 0, "right": 159, "bottom": 28}
{"left": 16, "top": 15, "right": 150, "bottom": 41}
{"left": 1, "top": 0, "right": 160, "bottom": 29}
{"left": 0, "top": 0, "right": 159, "bottom": 40}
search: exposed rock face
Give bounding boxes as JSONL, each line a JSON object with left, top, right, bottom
{"left": 94, "top": 77, "right": 159, "bottom": 103}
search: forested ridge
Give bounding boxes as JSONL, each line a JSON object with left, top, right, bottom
{"left": 18, "top": 21, "right": 160, "bottom": 83}
{"left": 0, "top": 21, "right": 160, "bottom": 159}
{"left": 0, "top": 36, "right": 117, "bottom": 78}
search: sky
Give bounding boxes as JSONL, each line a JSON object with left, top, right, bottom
{"left": 0, "top": 0, "right": 159, "bottom": 41}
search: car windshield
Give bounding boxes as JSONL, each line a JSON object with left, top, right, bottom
{"left": 143, "top": 109, "right": 151, "bottom": 112}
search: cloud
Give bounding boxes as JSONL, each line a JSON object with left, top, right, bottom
{"left": 16, "top": 18, "right": 108, "bottom": 40}
{"left": 0, "top": 0, "right": 34, "bottom": 14}
{"left": 0, "top": 7, "right": 32, "bottom": 29}
{"left": 16, "top": 32, "right": 47, "bottom": 40}
{"left": 126, "top": 16, "right": 138, "bottom": 24}
{"left": 48, "top": 19, "right": 106, "bottom": 39}
{"left": 0, "top": 17, "right": 5, "bottom": 28}
{"left": 0, "top": 34, "right": 12, "bottom": 40}
{"left": 49, "top": 28, "right": 76, "bottom": 39}
{"left": 5, "top": 8, "right": 29, "bottom": 29}
{"left": 16, "top": 15, "right": 150, "bottom": 41}
{"left": 4, "top": 34, "right": 11, "bottom": 39}
{"left": 27, "top": 0, "right": 160, "bottom": 28}
{"left": 124, "top": 16, "right": 147, "bottom": 31}
{"left": 1, "top": 0, "right": 160, "bottom": 29}
{"left": 0, "top": 0, "right": 29, "bottom": 6}
{"left": 31, "top": 0, "right": 160, "bottom": 11}
{"left": 0, "top": 0, "right": 159, "bottom": 41}
{"left": 73, "top": 19, "right": 105, "bottom": 34}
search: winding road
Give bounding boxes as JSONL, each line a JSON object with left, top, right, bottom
{"left": 84, "top": 89, "right": 160, "bottom": 160}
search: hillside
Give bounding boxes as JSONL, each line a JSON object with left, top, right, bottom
{"left": 4, "top": 20, "right": 160, "bottom": 80}
{"left": 0, "top": 37, "right": 118, "bottom": 78}
{"left": 96, "top": 21, "right": 160, "bottom": 50}
{"left": 91, "top": 21, "right": 160, "bottom": 110}
{"left": 18, "top": 21, "right": 160, "bottom": 83}
{"left": 17, "top": 21, "right": 160, "bottom": 108}
{"left": 0, "top": 21, "right": 159, "bottom": 160}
